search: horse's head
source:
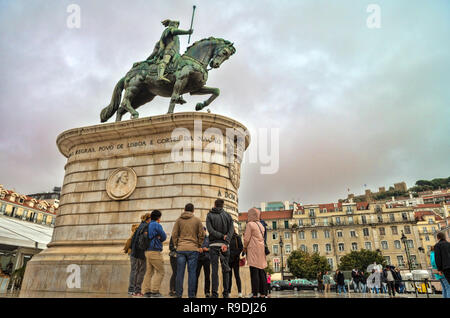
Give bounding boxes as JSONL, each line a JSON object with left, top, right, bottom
{"left": 210, "top": 39, "right": 236, "bottom": 69}
{"left": 184, "top": 37, "right": 236, "bottom": 70}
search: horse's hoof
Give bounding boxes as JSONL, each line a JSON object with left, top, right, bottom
{"left": 195, "top": 103, "right": 204, "bottom": 111}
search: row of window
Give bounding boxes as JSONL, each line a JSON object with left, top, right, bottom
{"left": 271, "top": 239, "right": 414, "bottom": 255}
{"left": 271, "top": 225, "right": 413, "bottom": 241}
{"left": 271, "top": 212, "right": 410, "bottom": 229}
{"left": 0, "top": 203, "right": 55, "bottom": 226}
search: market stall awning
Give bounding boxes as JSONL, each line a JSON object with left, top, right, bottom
{"left": 0, "top": 215, "right": 53, "bottom": 250}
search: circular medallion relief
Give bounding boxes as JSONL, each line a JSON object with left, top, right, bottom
{"left": 106, "top": 167, "right": 137, "bottom": 200}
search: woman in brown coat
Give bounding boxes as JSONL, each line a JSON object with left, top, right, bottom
{"left": 243, "top": 208, "right": 267, "bottom": 298}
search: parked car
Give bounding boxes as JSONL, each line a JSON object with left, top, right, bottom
{"left": 271, "top": 280, "right": 292, "bottom": 291}
{"left": 290, "top": 279, "right": 315, "bottom": 291}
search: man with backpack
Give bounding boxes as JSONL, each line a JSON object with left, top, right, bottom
{"left": 206, "top": 199, "right": 234, "bottom": 298}
{"left": 129, "top": 213, "right": 151, "bottom": 297}
{"left": 142, "top": 210, "right": 167, "bottom": 297}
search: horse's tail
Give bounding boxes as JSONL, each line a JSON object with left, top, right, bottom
{"left": 100, "top": 77, "right": 125, "bottom": 123}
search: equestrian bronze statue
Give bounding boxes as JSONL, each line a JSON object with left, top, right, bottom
{"left": 100, "top": 19, "right": 236, "bottom": 122}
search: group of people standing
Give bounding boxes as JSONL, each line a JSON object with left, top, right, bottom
{"left": 123, "top": 200, "right": 271, "bottom": 298}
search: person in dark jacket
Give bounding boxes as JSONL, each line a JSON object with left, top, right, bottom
{"left": 195, "top": 227, "right": 211, "bottom": 297}
{"left": 434, "top": 232, "right": 450, "bottom": 284}
{"left": 206, "top": 199, "right": 234, "bottom": 298}
{"left": 383, "top": 266, "right": 396, "bottom": 297}
{"left": 227, "top": 225, "right": 243, "bottom": 297}
{"left": 169, "top": 236, "right": 177, "bottom": 296}
{"left": 336, "top": 270, "right": 346, "bottom": 294}
{"left": 358, "top": 270, "right": 367, "bottom": 293}
{"left": 129, "top": 213, "right": 151, "bottom": 296}
{"left": 351, "top": 269, "right": 360, "bottom": 293}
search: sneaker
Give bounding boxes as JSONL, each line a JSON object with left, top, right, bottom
{"left": 151, "top": 292, "right": 163, "bottom": 298}
{"left": 143, "top": 292, "right": 153, "bottom": 298}
{"left": 128, "top": 291, "right": 134, "bottom": 295}
{"left": 132, "top": 292, "right": 143, "bottom": 297}
{"left": 238, "top": 292, "right": 243, "bottom": 298}
{"left": 205, "top": 293, "right": 211, "bottom": 298}
{"left": 169, "top": 291, "right": 176, "bottom": 296}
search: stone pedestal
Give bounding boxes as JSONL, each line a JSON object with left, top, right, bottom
{"left": 20, "top": 112, "right": 250, "bottom": 297}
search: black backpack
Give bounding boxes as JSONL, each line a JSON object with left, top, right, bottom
{"left": 136, "top": 223, "right": 150, "bottom": 250}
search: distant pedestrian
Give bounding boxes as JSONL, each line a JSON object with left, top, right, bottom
{"left": 430, "top": 245, "right": 450, "bottom": 298}
{"left": 434, "top": 232, "right": 450, "bottom": 284}
{"left": 317, "top": 271, "right": 324, "bottom": 293}
{"left": 169, "top": 236, "right": 177, "bottom": 296}
{"left": 323, "top": 271, "right": 331, "bottom": 293}
{"left": 267, "top": 273, "right": 272, "bottom": 295}
{"left": 351, "top": 269, "right": 360, "bottom": 293}
{"left": 394, "top": 268, "right": 404, "bottom": 293}
{"left": 243, "top": 208, "right": 268, "bottom": 298}
{"left": 228, "top": 224, "right": 243, "bottom": 297}
{"left": 196, "top": 227, "right": 211, "bottom": 297}
{"left": 128, "top": 213, "right": 151, "bottom": 297}
{"left": 383, "top": 266, "right": 396, "bottom": 297}
{"left": 358, "top": 271, "right": 367, "bottom": 293}
{"left": 171, "top": 203, "right": 205, "bottom": 298}
{"left": 336, "top": 270, "right": 346, "bottom": 294}
{"left": 206, "top": 199, "right": 234, "bottom": 298}
{"left": 142, "top": 210, "right": 166, "bottom": 298}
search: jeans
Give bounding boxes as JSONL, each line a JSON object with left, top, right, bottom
{"left": 176, "top": 251, "right": 199, "bottom": 298}
{"left": 169, "top": 256, "right": 177, "bottom": 293}
{"left": 381, "top": 282, "right": 387, "bottom": 293}
{"left": 439, "top": 277, "right": 450, "bottom": 298}
{"left": 372, "top": 287, "right": 379, "bottom": 294}
{"left": 195, "top": 256, "right": 211, "bottom": 296}
{"left": 352, "top": 281, "right": 359, "bottom": 292}
{"left": 128, "top": 256, "right": 146, "bottom": 293}
{"left": 228, "top": 255, "right": 242, "bottom": 294}
{"left": 338, "top": 284, "right": 347, "bottom": 294}
{"left": 210, "top": 246, "right": 230, "bottom": 297}
{"left": 359, "top": 282, "right": 366, "bottom": 293}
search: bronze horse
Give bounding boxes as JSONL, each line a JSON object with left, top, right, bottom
{"left": 100, "top": 37, "right": 236, "bottom": 122}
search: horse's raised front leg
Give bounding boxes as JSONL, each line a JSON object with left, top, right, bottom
{"left": 190, "top": 86, "right": 220, "bottom": 111}
{"left": 117, "top": 87, "right": 139, "bottom": 121}
{"left": 168, "top": 67, "right": 190, "bottom": 114}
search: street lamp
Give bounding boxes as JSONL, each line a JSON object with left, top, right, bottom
{"left": 279, "top": 236, "right": 284, "bottom": 280}
{"left": 400, "top": 231, "right": 413, "bottom": 271}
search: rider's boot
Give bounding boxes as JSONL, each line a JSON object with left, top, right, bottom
{"left": 157, "top": 63, "right": 171, "bottom": 83}
{"left": 175, "top": 95, "right": 187, "bottom": 104}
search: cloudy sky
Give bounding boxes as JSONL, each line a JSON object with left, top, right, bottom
{"left": 0, "top": 0, "right": 449, "bottom": 211}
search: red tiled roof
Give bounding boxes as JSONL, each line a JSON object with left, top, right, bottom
{"left": 239, "top": 210, "right": 293, "bottom": 222}
{"left": 414, "top": 211, "right": 443, "bottom": 221}
{"left": 416, "top": 204, "right": 441, "bottom": 209}
{"left": 423, "top": 193, "right": 450, "bottom": 199}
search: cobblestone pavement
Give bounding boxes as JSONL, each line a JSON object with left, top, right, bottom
{"left": 267, "top": 290, "right": 443, "bottom": 298}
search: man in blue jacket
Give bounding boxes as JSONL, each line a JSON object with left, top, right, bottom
{"left": 142, "top": 210, "right": 167, "bottom": 297}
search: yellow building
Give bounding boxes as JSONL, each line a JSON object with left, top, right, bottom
{"left": 0, "top": 184, "right": 57, "bottom": 227}
{"left": 239, "top": 200, "right": 428, "bottom": 277}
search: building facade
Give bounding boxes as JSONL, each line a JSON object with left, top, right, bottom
{"left": 239, "top": 200, "right": 429, "bottom": 277}
{"left": 0, "top": 185, "right": 57, "bottom": 227}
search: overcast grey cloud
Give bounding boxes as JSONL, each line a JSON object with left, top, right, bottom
{"left": 0, "top": 0, "right": 449, "bottom": 210}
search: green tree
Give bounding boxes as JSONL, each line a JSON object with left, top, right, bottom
{"left": 265, "top": 260, "right": 274, "bottom": 275}
{"left": 338, "top": 249, "right": 386, "bottom": 271}
{"left": 287, "top": 250, "right": 331, "bottom": 280}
